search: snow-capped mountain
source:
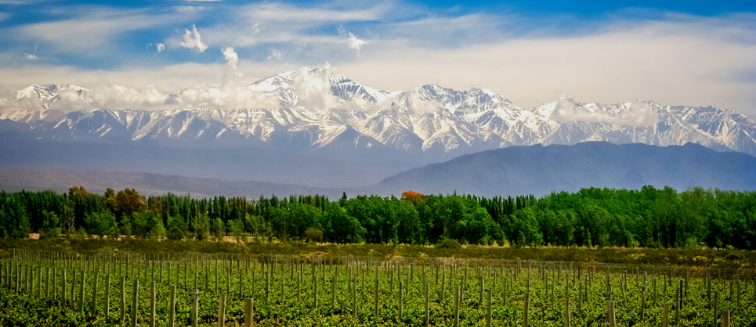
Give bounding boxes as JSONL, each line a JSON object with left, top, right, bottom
{"left": 2, "top": 66, "right": 756, "bottom": 158}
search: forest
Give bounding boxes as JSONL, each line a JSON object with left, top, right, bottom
{"left": 0, "top": 185, "right": 755, "bottom": 250}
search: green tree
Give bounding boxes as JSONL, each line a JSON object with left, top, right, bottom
{"left": 40, "top": 210, "right": 61, "bottom": 239}
{"left": 84, "top": 210, "right": 116, "bottom": 237}
{"left": 322, "top": 203, "right": 364, "bottom": 243}
{"left": 227, "top": 219, "right": 244, "bottom": 243}
{"left": 211, "top": 218, "right": 225, "bottom": 241}
{"left": 192, "top": 213, "right": 211, "bottom": 240}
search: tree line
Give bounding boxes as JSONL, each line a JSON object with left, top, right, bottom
{"left": 0, "top": 186, "right": 754, "bottom": 249}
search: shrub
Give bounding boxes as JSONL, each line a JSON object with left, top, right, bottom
{"left": 305, "top": 227, "right": 323, "bottom": 243}
{"left": 41, "top": 227, "right": 61, "bottom": 240}
{"left": 120, "top": 223, "right": 132, "bottom": 239}
{"left": 149, "top": 219, "right": 167, "bottom": 240}
{"left": 167, "top": 226, "right": 185, "bottom": 241}
{"left": 105, "top": 226, "right": 120, "bottom": 240}
{"left": 683, "top": 237, "right": 699, "bottom": 250}
{"left": 435, "top": 239, "right": 462, "bottom": 249}
{"left": 74, "top": 227, "right": 88, "bottom": 240}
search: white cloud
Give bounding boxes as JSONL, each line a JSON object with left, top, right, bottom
{"left": 199, "top": 3, "right": 389, "bottom": 48}
{"left": 221, "top": 47, "right": 238, "bottom": 69}
{"left": 0, "top": 62, "right": 291, "bottom": 96}
{"left": 335, "top": 15, "right": 756, "bottom": 116}
{"left": 549, "top": 96, "right": 659, "bottom": 126}
{"left": 1, "top": 3, "right": 754, "bottom": 118}
{"left": 25, "top": 53, "right": 38, "bottom": 60}
{"left": 180, "top": 24, "right": 208, "bottom": 52}
{"left": 405, "top": 92, "right": 440, "bottom": 114}
{"left": 267, "top": 50, "right": 281, "bottom": 60}
{"left": 174, "top": 6, "right": 205, "bottom": 12}
{"left": 338, "top": 26, "right": 367, "bottom": 52}
{"left": 347, "top": 33, "right": 367, "bottom": 51}
{"left": 374, "top": 13, "right": 511, "bottom": 48}
{"left": 13, "top": 8, "right": 193, "bottom": 53}
{"left": 156, "top": 43, "right": 165, "bottom": 52}
{"left": 0, "top": 12, "right": 8, "bottom": 22}
{"left": 243, "top": 3, "right": 387, "bottom": 22}
{"left": 0, "top": 64, "right": 285, "bottom": 112}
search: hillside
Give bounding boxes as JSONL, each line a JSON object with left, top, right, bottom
{"left": 374, "top": 142, "right": 756, "bottom": 197}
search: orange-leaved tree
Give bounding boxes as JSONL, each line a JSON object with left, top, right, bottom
{"left": 401, "top": 190, "right": 425, "bottom": 203}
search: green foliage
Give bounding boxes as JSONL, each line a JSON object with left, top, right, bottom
{"left": 166, "top": 225, "right": 185, "bottom": 240}
{"left": 39, "top": 210, "right": 60, "bottom": 239}
{"left": 83, "top": 210, "right": 116, "bottom": 237}
{"left": 3, "top": 186, "right": 756, "bottom": 250}
{"left": 73, "top": 227, "right": 87, "bottom": 240}
{"left": 211, "top": 218, "right": 225, "bottom": 240}
{"left": 119, "top": 216, "right": 132, "bottom": 240}
{"left": 131, "top": 211, "right": 161, "bottom": 238}
{"left": 192, "top": 213, "right": 211, "bottom": 241}
{"left": 304, "top": 227, "right": 323, "bottom": 243}
{"left": 105, "top": 225, "right": 120, "bottom": 240}
{"left": 227, "top": 219, "right": 244, "bottom": 243}
{"left": 322, "top": 202, "right": 365, "bottom": 244}
{"left": 0, "top": 194, "right": 30, "bottom": 239}
{"left": 149, "top": 217, "right": 166, "bottom": 240}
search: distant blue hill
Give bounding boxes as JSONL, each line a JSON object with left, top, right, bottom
{"left": 374, "top": 142, "right": 756, "bottom": 197}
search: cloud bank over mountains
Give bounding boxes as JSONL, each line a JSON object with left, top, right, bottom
{"left": 549, "top": 95, "right": 660, "bottom": 126}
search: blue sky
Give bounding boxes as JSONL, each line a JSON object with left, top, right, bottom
{"left": 0, "top": 0, "right": 754, "bottom": 115}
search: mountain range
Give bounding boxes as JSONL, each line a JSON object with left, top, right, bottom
{"left": 1, "top": 66, "right": 755, "bottom": 191}
{"left": 2, "top": 66, "right": 755, "bottom": 158}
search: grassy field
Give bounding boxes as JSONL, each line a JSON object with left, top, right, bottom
{"left": 1, "top": 238, "right": 755, "bottom": 270}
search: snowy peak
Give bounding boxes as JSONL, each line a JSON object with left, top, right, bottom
{"left": 13, "top": 84, "right": 89, "bottom": 110}
{"left": 16, "top": 84, "right": 60, "bottom": 101}
{"left": 249, "top": 66, "right": 395, "bottom": 108}
{"left": 2, "top": 67, "right": 756, "bottom": 158}
{"left": 15, "top": 84, "right": 88, "bottom": 101}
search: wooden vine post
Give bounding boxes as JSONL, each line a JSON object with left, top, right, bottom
{"left": 168, "top": 285, "right": 176, "bottom": 327}
{"left": 244, "top": 298, "right": 254, "bottom": 327}
{"left": 218, "top": 293, "right": 226, "bottom": 327}
{"left": 131, "top": 279, "right": 139, "bottom": 327}
{"left": 192, "top": 289, "right": 199, "bottom": 327}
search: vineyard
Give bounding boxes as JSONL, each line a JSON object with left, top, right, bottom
{"left": 1, "top": 249, "right": 755, "bottom": 326}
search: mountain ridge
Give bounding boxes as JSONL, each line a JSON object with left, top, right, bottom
{"left": 1, "top": 67, "right": 755, "bottom": 158}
